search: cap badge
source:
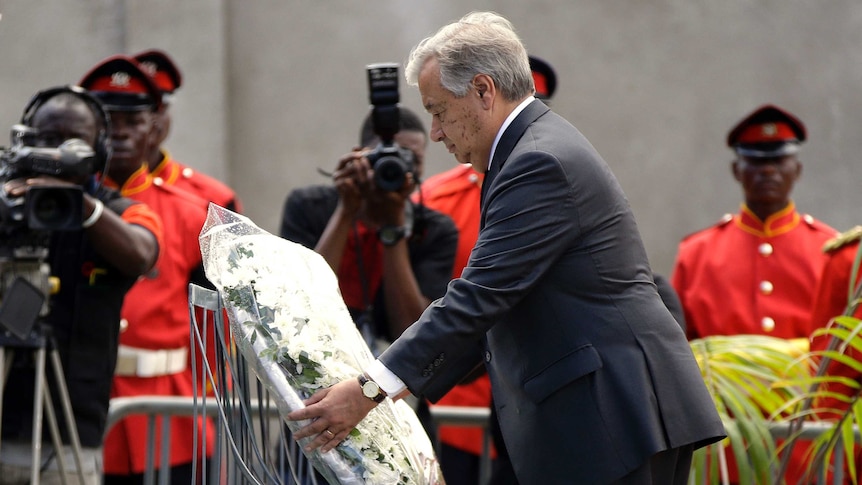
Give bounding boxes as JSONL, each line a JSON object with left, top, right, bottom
{"left": 139, "top": 61, "right": 157, "bottom": 76}
{"left": 761, "top": 123, "right": 777, "bottom": 137}
{"left": 110, "top": 71, "right": 132, "bottom": 88}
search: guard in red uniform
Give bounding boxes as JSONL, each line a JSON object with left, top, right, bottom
{"left": 672, "top": 104, "right": 836, "bottom": 340}
{"left": 77, "top": 55, "right": 214, "bottom": 483}
{"left": 132, "top": 49, "right": 242, "bottom": 213}
{"left": 133, "top": 49, "right": 240, "bottom": 398}
{"left": 810, "top": 227, "right": 862, "bottom": 330}
{"left": 671, "top": 104, "right": 837, "bottom": 484}
{"left": 809, "top": 228, "right": 862, "bottom": 412}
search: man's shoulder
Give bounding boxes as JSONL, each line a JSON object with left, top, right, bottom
{"left": 679, "top": 214, "right": 735, "bottom": 244}
{"left": 798, "top": 213, "right": 839, "bottom": 237}
{"left": 287, "top": 184, "right": 337, "bottom": 205}
{"left": 422, "top": 166, "right": 481, "bottom": 194}
{"left": 175, "top": 162, "right": 236, "bottom": 194}
{"left": 148, "top": 179, "right": 211, "bottom": 219}
{"left": 823, "top": 225, "right": 862, "bottom": 253}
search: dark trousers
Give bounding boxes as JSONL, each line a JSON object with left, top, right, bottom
{"left": 611, "top": 444, "right": 695, "bottom": 485}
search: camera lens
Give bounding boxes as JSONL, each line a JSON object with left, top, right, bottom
{"left": 25, "top": 186, "right": 83, "bottom": 231}
{"left": 374, "top": 156, "right": 407, "bottom": 192}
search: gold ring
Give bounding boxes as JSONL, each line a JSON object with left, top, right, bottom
{"left": 324, "top": 429, "right": 335, "bottom": 438}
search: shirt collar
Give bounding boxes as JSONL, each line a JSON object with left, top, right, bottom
{"left": 488, "top": 96, "right": 535, "bottom": 171}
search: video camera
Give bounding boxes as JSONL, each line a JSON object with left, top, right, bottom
{"left": 0, "top": 135, "right": 93, "bottom": 340}
{"left": 0, "top": 135, "right": 93, "bottom": 239}
{"left": 365, "top": 62, "right": 416, "bottom": 192}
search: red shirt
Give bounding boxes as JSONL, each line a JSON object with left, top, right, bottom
{"left": 672, "top": 202, "right": 837, "bottom": 340}
{"left": 415, "top": 164, "right": 495, "bottom": 457}
{"left": 101, "top": 164, "right": 213, "bottom": 474}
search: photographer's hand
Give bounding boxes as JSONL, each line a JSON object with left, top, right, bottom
{"left": 314, "top": 149, "right": 373, "bottom": 272}
{"left": 365, "top": 170, "right": 415, "bottom": 227}
{"left": 332, "top": 149, "right": 371, "bottom": 217}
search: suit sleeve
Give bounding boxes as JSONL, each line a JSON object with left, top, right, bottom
{"left": 380, "top": 150, "right": 579, "bottom": 400}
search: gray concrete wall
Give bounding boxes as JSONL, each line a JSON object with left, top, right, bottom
{"left": 2, "top": 1, "right": 862, "bottom": 275}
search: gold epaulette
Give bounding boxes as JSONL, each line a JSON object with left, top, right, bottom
{"left": 822, "top": 225, "right": 862, "bottom": 253}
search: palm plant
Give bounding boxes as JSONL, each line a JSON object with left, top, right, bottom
{"left": 690, "top": 335, "right": 813, "bottom": 484}
{"left": 691, "top": 314, "right": 862, "bottom": 485}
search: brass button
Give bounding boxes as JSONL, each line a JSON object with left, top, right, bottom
{"left": 758, "top": 243, "right": 773, "bottom": 256}
{"left": 759, "top": 281, "right": 774, "bottom": 295}
{"left": 762, "top": 317, "right": 775, "bottom": 332}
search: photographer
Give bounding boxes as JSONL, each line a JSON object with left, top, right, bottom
{"left": 0, "top": 86, "right": 162, "bottom": 485}
{"left": 280, "top": 106, "right": 457, "bottom": 355}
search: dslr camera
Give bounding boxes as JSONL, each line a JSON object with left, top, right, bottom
{"left": 0, "top": 133, "right": 93, "bottom": 240}
{"left": 365, "top": 62, "right": 416, "bottom": 192}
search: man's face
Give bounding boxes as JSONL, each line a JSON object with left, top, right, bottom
{"left": 30, "top": 100, "right": 98, "bottom": 150}
{"left": 732, "top": 155, "right": 801, "bottom": 208}
{"left": 419, "top": 58, "right": 491, "bottom": 172}
{"left": 151, "top": 104, "right": 171, "bottom": 148}
{"left": 107, "top": 109, "right": 153, "bottom": 178}
{"left": 29, "top": 98, "right": 99, "bottom": 185}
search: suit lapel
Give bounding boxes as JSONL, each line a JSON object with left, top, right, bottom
{"left": 479, "top": 99, "right": 550, "bottom": 228}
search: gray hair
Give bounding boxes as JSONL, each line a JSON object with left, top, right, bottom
{"left": 405, "top": 11, "right": 534, "bottom": 102}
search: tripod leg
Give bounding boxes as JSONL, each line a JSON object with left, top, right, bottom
{"left": 48, "top": 348, "right": 86, "bottom": 485}
{"left": 41, "top": 384, "right": 71, "bottom": 485}
{"left": 0, "top": 347, "right": 9, "bottom": 456}
{"left": 32, "top": 347, "right": 46, "bottom": 485}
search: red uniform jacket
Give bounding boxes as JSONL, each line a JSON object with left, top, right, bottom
{"left": 101, "top": 164, "right": 214, "bottom": 474}
{"left": 672, "top": 202, "right": 837, "bottom": 340}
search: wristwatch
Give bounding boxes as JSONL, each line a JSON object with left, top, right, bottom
{"left": 377, "top": 225, "right": 406, "bottom": 246}
{"left": 357, "top": 374, "right": 387, "bottom": 403}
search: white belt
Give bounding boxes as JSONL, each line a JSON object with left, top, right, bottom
{"left": 115, "top": 344, "right": 188, "bottom": 377}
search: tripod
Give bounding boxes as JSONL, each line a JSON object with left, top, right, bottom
{"left": 0, "top": 276, "right": 86, "bottom": 485}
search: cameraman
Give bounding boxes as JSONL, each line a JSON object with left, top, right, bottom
{"left": 0, "top": 86, "right": 162, "bottom": 485}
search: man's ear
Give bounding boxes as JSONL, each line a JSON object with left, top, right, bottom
{"left": 472, "top": 74, "right": 494, "bottom": 104}
{"left": 731, "top": 159, "right": 742, "bottom": 182}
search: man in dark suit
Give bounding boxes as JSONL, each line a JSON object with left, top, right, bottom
{"left": 289, "top": 11, "right": 725, "bottom": 484}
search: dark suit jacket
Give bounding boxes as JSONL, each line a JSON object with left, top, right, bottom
{"left": 379, "top": 100, "right": 724, "bottom": 483}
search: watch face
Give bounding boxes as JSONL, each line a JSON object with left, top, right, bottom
{"left": 378, "top": 225, "right": 405, "bottom": 245}
{"left": 362, "top": 380, "right": 380, "bottom": 398}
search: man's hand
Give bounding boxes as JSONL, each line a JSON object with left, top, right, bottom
{"left": 3, "top": 175, "right": 75, "bottom": 197}
{"left": 364, "top": 170, "right": 415, "bottom": 227}
{"left": 287, "top": 378, "right": 379, "bottom": 453}
{"left": 332, "top": 150, "right": 371, "bottom": 217}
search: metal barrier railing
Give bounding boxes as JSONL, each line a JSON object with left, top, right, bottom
{"left": 106, "top": 396, "right": 859, "bottom": 485}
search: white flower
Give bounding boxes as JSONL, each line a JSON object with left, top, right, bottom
{"left": 199, "top": 205, "right": 444, "bottom": 484}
